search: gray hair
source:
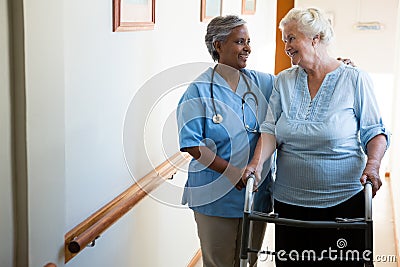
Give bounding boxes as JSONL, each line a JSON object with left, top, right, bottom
{"left": 205, "top": 15, "right": 247, "bottom": 62}
{"left": 279, "top": 7, "right": 334, "bottom": 45}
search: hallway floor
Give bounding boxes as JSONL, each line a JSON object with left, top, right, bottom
{"left": 257, "top": 177, "right": 398, "bottom": 267}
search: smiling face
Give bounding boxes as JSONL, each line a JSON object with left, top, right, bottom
{"left": 282, "top": 22, "right": 316, "bottom": 67}
{"left": 214, "top": 25, "right": 251, "bottom": 70}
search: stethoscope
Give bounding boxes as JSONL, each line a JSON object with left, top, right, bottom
{"left": 210, "top": 64, "right": 259, "bottom": 133}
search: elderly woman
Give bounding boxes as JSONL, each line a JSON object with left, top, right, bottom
{"left": 176, "top": 15, "right": 275, "bottom": 267}
{"left": 243, "top": 7, "right": 390, "bottom": 267}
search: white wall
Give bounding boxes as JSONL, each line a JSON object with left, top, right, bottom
{"left": 296, "top": 0, "right": 397, "bottom": 73}
{"left": 0, "top": 0, "right": 14, "bottom": 266}
{"left": 390, "top": 0, "right": 400, "bottom": 256}
{"left": 23, "top": 0, "right": 66, "bottom": 266}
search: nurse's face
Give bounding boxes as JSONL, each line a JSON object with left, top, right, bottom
{"left": 215, "top": 25, "right": 251, "bottom": 70}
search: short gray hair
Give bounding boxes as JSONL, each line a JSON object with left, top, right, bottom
{"left": 279, "top": 7, "right": 334, "bottom": 45}
{"left": 205, "top": 15, "right": 247, "bottom": 62}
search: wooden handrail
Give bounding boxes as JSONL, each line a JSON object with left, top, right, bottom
{"left": 64, "top": 151, "right": 191, "bottom": 263}
{"left": 187, "top": 249, "right": 202, "bottom": 267}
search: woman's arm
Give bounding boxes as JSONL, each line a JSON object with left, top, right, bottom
{"left": 183, "top": 146, "right": 245, "bottom": 190}
{"left": 360, "top": 134, "right": 387, "bottom": 197}
{"left": 242, "top": 133, "right": 276, "bottom": 189}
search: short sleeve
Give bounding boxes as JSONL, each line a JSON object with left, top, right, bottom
{"left": 176, "top": 83, "right": 207, "bottom": 151}
{"left": 260, "top": 75, "right": 283, "bottom": 135}
{"left": 354, "top": 70, "right": 390, "bottom": 153}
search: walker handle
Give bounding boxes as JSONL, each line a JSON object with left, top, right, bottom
{"left": 364, "top": 180, "right": 373, "bottom": 221}
{"left": 243, "top": 174, "right": 255, "bottom": 213}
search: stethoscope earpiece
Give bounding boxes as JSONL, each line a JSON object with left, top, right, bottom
{"left": 212, "top": 114, "right": 223, "bottom": 124}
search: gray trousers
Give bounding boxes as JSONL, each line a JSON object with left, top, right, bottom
{"left": 194, "top": 211, "right": 266, "bottom": 267}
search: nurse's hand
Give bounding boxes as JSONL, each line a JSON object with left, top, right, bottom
{"left": 235, "top": 179, "right": 246, "bottom": 190}
{"left": 337, "top": 57, "right": 356, "bottom": 67}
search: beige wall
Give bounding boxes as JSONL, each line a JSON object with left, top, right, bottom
{"left": 0, "top": 0, "right": 14, "bottom": 266}
{"left": 23, "top": 0, "right": 66, "bottom": 265}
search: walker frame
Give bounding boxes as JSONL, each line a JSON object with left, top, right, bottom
{"left": 240, "top": 175, "right": 374, "bottom": 267}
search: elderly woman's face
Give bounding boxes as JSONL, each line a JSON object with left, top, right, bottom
{"left": 282, "top": 22, "right": 315, "bottom": 66}
{"left": 215, "top": 25, "right": 251, "bottom": 70}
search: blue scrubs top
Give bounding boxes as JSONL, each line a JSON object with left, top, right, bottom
{"left": 261, "top": 63, "right": 390, "bottom": 208}
{"left": 177, "top": 67, "right": 275, "bottom": 218}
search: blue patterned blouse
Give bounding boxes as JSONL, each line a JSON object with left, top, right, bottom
{"left": 261, "top": 63, "right": 390, "bottom": 208}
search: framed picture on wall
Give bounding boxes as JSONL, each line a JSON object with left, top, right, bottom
{"left": 201, "top": 0, "right": 223, "bottom": 22}
{"left": 113, "top": 0, "right": 155, "bottom": 32}
{"left": 241, "top": 0, "right": 256, "bottom": 15}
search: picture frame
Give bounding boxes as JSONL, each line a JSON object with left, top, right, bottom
{"left": 201, "top": 0, "right": 223, "bottom": 22}
{"left": 241, "top": 0, "right": 256, "bottom": 15}
{"left": 113, "top": 0, "right": 155, "bottom": 32}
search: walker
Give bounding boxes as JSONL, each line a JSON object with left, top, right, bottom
{"left": 240, "top": 174, "right": 374, "bottom": 267}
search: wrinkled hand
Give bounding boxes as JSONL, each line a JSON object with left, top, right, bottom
{"left": 241, "top": 165, "right": 261, "bottom": 192}
{"left": 360, "top": 161, "right": 382, "bottom": 197}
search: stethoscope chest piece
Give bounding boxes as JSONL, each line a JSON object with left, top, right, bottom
{"left": 209, "top": 64, "right": 257, "bottom": 130}
{"left": 212, "top": 113, "right": 223, "bottom": 124}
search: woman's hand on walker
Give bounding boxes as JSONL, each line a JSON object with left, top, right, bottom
{"left": 360, "top": 160, "right": 382, "bottom": 197}
{"left": 241, "top": 166, "right": 261, "bottom": 192}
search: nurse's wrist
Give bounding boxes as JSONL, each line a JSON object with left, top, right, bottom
{"left": 224, "top": 164, "right": 243, "bottom": 185}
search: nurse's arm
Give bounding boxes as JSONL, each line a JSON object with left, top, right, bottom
{"left": 183, "top": 146, "right": 245, "bottom": 190}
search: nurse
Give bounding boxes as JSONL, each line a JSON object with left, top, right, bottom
{"left": 176, "top": 15, "right": 274, "bottom": 267}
